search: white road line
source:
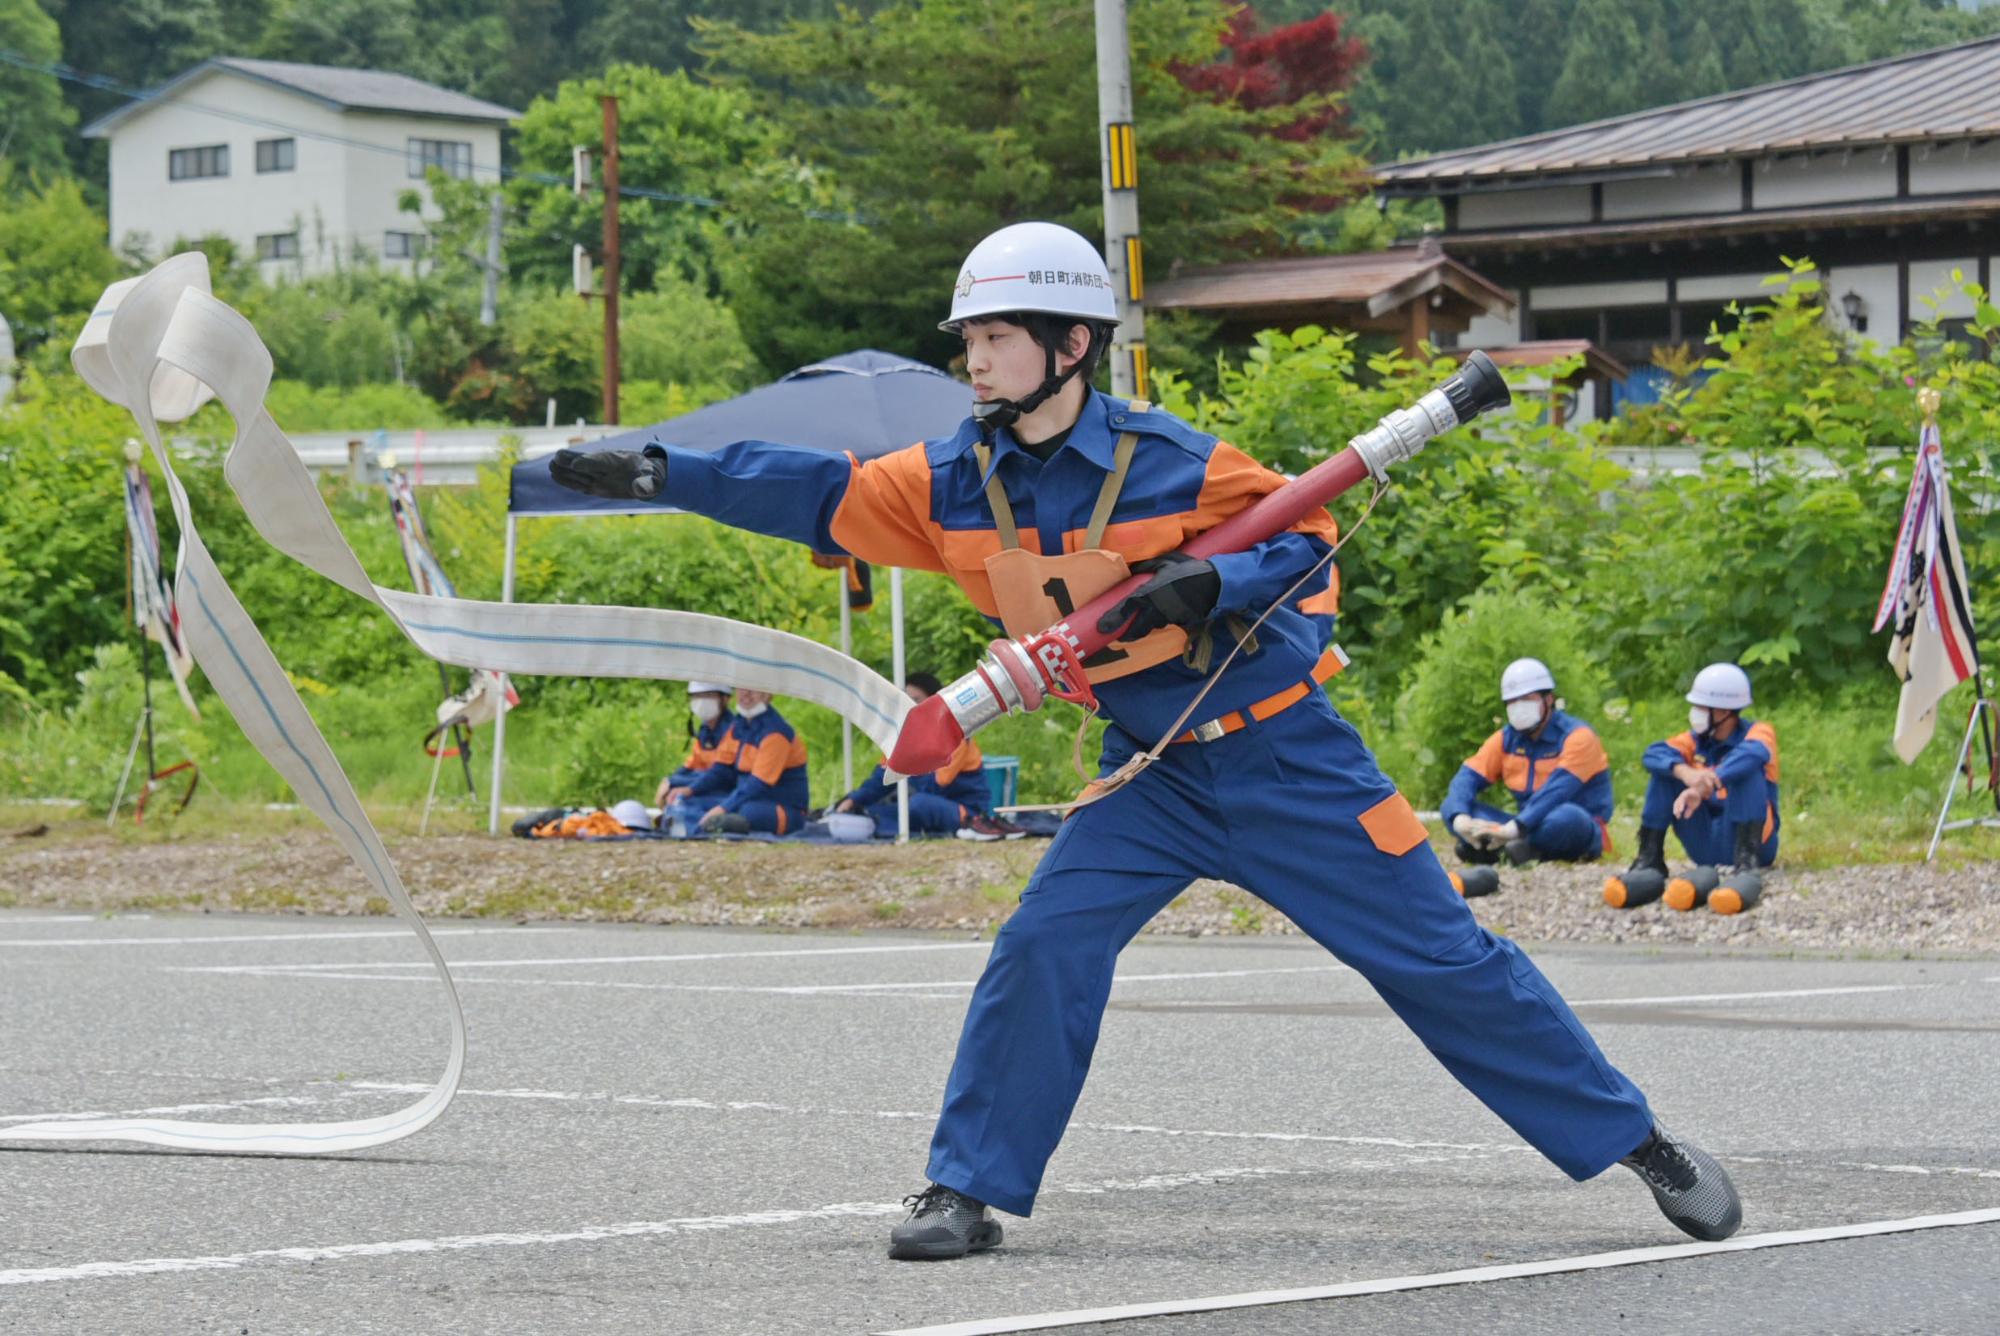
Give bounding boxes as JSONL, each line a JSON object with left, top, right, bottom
{"left": 185, "top": 963, "right": 1351, "bottom": 995}
{"left": 0, "top": 914, "right": 101, "bottom": 923}
{"left": 0, "top": 1165, "right": 1314, "bottom": 1288}
{"left": 874, "top": 1208, "right": 2000, "bottom": 1336}
{"left": 0, "top": 927, "right": 554, "bottom": 948}
{"left": 346, "top": 1081, "right": 2000, "bottom": 1181}
{"left": 348, "top": 1081, "right": 1515, "bottom": 1156}
{"left": 1571, "top": 983, "right": 1959, "bottom": 1007}
{"left": 177, "top": 941, "right": 997, "bottom": 974}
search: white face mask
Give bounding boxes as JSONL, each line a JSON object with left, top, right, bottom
{"left": 1689, "top": 706, "right": 1711, "bottom": 735}
{"left": 1506, "top": 699, "right": 1544, "bottom": 732}
{"left": 691, "top": 698, "right": 721, "bottom": 725}
{"left": 738, "top": 701, "right": 769, "bottom": 720}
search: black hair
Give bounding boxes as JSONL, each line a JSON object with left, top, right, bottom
{"left": 906, "top": 672, "right": 943, "bottom": 698}
{"left": 962, "top": 312, "right": 1115, "bottom": 385}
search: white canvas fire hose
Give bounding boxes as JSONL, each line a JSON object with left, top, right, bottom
{"left": 3, "top": 254, "right": 911, "bottom": 1153}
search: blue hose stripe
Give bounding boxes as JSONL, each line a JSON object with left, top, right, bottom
{"left": 399, "top": 618, "right": 903, "bottom": 733}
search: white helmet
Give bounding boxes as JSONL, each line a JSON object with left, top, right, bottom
{"left": 687, "top": 682, "right": 730, "bottom": 697}
{"left": 1499, "top": 657, "right": 1556, "bottom": 701}
{"left": 1686, "top": 663, "right": 1752, "bottom": 709}
{"left": 941, "top": 222, "right": 1118, "bottom": 331}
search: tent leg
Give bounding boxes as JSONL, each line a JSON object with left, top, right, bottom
{"left": 839, "top": 572, "right": 854, "bottom": 793}
{"left": 892, "top": 566, "right": 908, "bottom": 845}
{"left": 1926, "top": 698, "right": 2000, "bottom": 862}
{"left": 420, "top": 738, "right": 449, "bottom": 837}
{"left": 488, "top": 513, "right": 517, "bottom": 836}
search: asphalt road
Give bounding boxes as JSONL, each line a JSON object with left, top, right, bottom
{"left": 2, "top": 910, "right": 1995, "bottom": 1335}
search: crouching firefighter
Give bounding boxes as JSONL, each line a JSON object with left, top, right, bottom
{"left": 1441, "top": 657, "right": 1614, "bottom": 868}
{"left": 547, "top": 221, "right": 1742, "bottom": 1260}
{"left": 1616, "top": 663, "right": 1779, "bottom": 908}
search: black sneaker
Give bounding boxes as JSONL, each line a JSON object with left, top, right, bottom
{"left": 888, "top": 1184, "right": 1002, "bottom": 1260}
{"left": 1621, "top": 1126, "right": 1742, "bottom": 1241}
{"left": 1503, "top": 837, "right": 1537, "bottom": 866}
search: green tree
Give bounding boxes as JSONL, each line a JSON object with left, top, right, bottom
{"left": 1543, "top": 0, "right": 1645, "bottom": 129}
{"left": 0, "top": 0, "right": 76, "bottom": 182}
{"left": 1347, "top": 0, "right": 1521, "bottom": 156}
{"left": 700, "top": 0, "right": 1371, "bottom": 373}
{"left": 0, "top": 172, "right": 123, "bottom": 352}
{"left": 500, "top": 63, "right": 821, "bottom": 296}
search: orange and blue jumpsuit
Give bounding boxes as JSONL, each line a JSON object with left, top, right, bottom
{"left": 1441, "top": 711, "right": 1614, "bottom": 861}
{"left": 680, "top": 705, "right": 810, "bottom": 835}
{"left": 1642, "top": 720, "right": 1780, "bottom": 865}
{"left": 642, "top": 388, "right": 1654, "bottom": 1215}
{"left": 667, "top": 708, "right": 738, "bottom": 790}
{"left": 843, "top": 737, "right": 990, "bottom": 837}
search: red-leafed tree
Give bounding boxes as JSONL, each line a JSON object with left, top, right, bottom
{"left": 1173, "top": 7, "right": 1370, "bottom": 142}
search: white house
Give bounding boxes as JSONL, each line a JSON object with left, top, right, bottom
{"left": 83, "top": 58, "right": 516, "bottom": 276}
{"left": 1373, "top": 35, "right": 2000, "bottom": 414}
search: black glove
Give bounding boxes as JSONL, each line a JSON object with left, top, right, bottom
{"left": 550, "top": 447, "right": 666, "bottom": 499}
{"left": 1098, "top": 552, "right": 1221, "bottom": 638}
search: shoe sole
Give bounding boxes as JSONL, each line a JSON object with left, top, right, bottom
{"left": 888, "top": 1220, "right": 1002, "bottom": 1260}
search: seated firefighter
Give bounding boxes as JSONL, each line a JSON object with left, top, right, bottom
{"left": 833, "top": 673, "right": 1021, "bottom": 839}
{"left": 1441, "top": 658, "right": 1614, "bottom": 867}
{"left": 1625, "top": 663, "right": 1779, "bottom": 880}
{"left": 655, "top": 682, "right": 736, "bottom": 810}
{"left": 671, "top": 687, "right": 810, "bottom": 835}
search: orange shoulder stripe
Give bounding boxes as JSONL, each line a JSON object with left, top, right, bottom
{"left": 1747, "top": 720, "right": 1779, "bottom": 782}
{"left": 1467, "top": 730, "right": 1505, "bottom": 782}
{"left": 1559, "top": 726, "right": 1609, "bottom": 782}
{"left": 1186, "top": 441, "right": 1339, "bottom": 546}
{"left": 828, "top": 446, "right": 951, "bottom": 575}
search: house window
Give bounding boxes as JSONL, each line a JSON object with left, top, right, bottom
{"left": 168, "top": 144, "right": 229, "bottom": 180}
{"left": 384, "top": 231, "right": 424, "bottom": 259}
{"left": 256, "top": 232, "right": 300, "bottom": 261}
{"left": 255, "top": 138, "right": 296, "bottom": 173}
{"left": 406, "top": 138, "right": 473, "bottom": 180}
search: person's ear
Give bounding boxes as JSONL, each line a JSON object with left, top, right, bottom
{"left": 1057, "top": 324, "right": 1089, "bottom": 374}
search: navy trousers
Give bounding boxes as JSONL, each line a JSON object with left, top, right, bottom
{"left": 1460, "top": 797, "right": 1605, "bottom": 861}
{"left": 924, "top": 690, "right": 1656, "bottom": 1217}
{"left": 1640, "top": 771, "right": 1779, "bottom": 866}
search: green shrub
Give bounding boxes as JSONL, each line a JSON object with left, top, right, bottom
{"left": 555, "top": 703, "right": 682, "bottom": 809}
{"left": 1393, "top": 584, "right": 1611, "bottom": 802}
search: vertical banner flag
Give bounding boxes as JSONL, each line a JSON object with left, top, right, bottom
{"left": 123, "top": 459, "right": 201, "bottom": 717}
{"left": 384, "top": 467, "right": 519, "bottom": 749}
{"left": 1873, "top": 413, "right": 1981, "bottom": 763}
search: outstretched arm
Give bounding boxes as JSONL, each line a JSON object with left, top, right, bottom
{"left": 551, "top": 440, "right": 948, "bottom": 571}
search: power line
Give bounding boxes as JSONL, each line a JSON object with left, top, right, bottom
{"left": 0, "top": 47, "right": 858, "bottom": 220}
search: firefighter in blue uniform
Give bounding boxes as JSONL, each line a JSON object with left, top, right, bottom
{"left": 1442, "top": 658, "right": 1615, "bottom": 866}
{"left": 550, "top": 222, "right": 1741, "bottom": 1258}
{"left": 658, "top": 682, "right": 735, "bottom": 801}
{"left": 1625, "top": 663, "right": 1780, "bottom": 879}
{"left": 676, "top": 687, "right": 810, "bottom": 836}
{"left": 835, "top": 673, "right": 1014, "bottom": 838}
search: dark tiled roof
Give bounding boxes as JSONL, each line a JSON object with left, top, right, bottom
{"left": 84, "top": 57, "right": 517, "bottom": 137}
{"left": 1376, "top": 35, "right": 2000, "bottom": 187}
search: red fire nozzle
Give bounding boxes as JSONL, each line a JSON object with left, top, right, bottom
{"left": 885, "top": 353, "right": 1511, "bottom": 777}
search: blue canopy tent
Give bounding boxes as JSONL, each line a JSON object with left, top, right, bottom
{"left": 489, "top": 349, "right": 974, "bottom": 835}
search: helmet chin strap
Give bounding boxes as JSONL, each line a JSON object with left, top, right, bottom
{"left": 973, "top": 339, "right": 1087, "bottom": 433}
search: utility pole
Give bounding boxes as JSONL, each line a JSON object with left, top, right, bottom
{"left": 601, "top": 94, "right": 622, "bottom": 426}
{"left": 1095, "top": 0, "right": 1147, "bottom": 398}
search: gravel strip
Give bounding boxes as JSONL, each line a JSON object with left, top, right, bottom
{"left": 3, "top": 825, "right": 1996, "bottom": 955}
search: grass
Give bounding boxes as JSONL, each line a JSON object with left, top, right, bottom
{"left": 10, "top": 664, "right": 2000, "bottom": 868}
